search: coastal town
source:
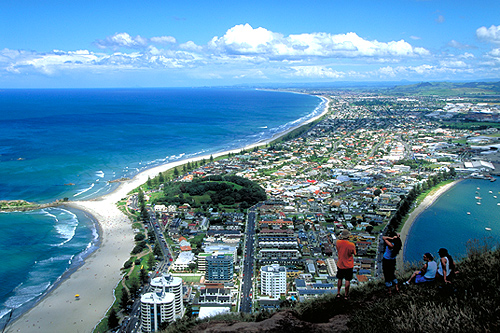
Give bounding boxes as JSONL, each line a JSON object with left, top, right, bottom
{"left": 120, "top": 90, "right": 500, "bottom": 332}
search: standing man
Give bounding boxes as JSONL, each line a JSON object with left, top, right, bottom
{"left": 336, "top": 229, "right": 356, "bottom": 299}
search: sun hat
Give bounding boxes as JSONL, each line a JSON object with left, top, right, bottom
{"left": 339, "top": 229, "right": 351, "bottom": 239}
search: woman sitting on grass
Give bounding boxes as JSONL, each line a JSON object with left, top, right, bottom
{"left": 404, "top": 252, "right": 437, "bottom": 285}
{"left": 436, "top": 248, "right": 456, "bottom": 284}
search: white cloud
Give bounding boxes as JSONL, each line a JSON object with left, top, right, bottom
{"left": 289, "top": 66, "right": 345, "bottom": 79}
{"left": 435, "top": 15, "right": 445, "bottom": 24}
{"left": 439, "top": 60, "right": 467, "bottom": 68}
{"left": 485, "top": 48, "right": 500, "bottom": 62}
{"left": 94, "top": 32, "right": 176, "bottom": 50}
{"left": 4, "top": 23, "right": 495, "bottom": 84}
{"left": 477, "top": 25, "right": 500, "bottom": 44}
{"left": 459, "top": 52, "right": 475, "bottom": 59}
{"left": 208, "top": 24, "right": 429, "bottom": 59}
{"left": 179, "top": 41, "right": 203, "bottom": 52}
{"left": 448, "top": 40, "right": 474, "bottom": 49}
{"left": 94, "top": 32, "right": 149, "bottom": 50}
{"left": 150, "top": 36, "right": 177, "bottom": 44}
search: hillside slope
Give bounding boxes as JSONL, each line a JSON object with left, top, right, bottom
{"left": 166, "top": 241, "right": 500, "bottom": 333}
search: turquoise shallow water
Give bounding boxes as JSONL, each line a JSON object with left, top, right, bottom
{"left": 404, "top": 178, "right": 500, "bottom": 264}
{"left": 0, "top": 207, "right": 98, "bottom": 322}
{"left": 0, "top": 88, "right": 323, "bottom": 325}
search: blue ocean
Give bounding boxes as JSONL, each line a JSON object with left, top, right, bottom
{"left": 404, "top": 178, "right": 500, "bottom": 264}
{"left": 0, "top": 88, "right": 324, "bottom": 323}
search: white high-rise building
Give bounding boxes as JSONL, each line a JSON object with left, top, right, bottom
{"left": 260, "top": 264, "right": 287, "bottom": 298}
{"left": 140, "top": 291, "right": 175, "bottom": 333}
{"left": 150, "top": 273, "right": 184, "bottom": 318}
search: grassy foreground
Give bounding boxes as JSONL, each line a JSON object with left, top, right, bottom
{"left": 163, "top": 239, "right": 499, "bottom": 332}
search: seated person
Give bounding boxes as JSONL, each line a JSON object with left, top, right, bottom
{"left": 436, "top": 248, "right": 456, "bottom": 284}
{"left": 404, "top": 253, "right": 437, "bottom": 285}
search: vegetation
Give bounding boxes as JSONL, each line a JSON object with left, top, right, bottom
{"left": 162, "top": 239, "right": 500, "bottom": 332}
{"left": 348, "top": 238, "right": 499, "bottom": 332}
{"left": 387, "top": 168, "right": 456, "bottom": 233}
{"left": 152, "top": 175, "right": 266, "bottom": 209}
{"left": 441, "top": 120, "right": 500, "bottom": 131}
{"left": 386, "top": 81, "right": 500, "bottom": 97}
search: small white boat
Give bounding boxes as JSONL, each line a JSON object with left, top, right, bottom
{"left": 485, "top": 227, "right": 492, "bottom": 231}
{"left": 467, "top": 212, "right": 471, "bottom": 215}
{"left": 477, "top": 202, "right": 481, "bottom": 205}
{"left": 494, "top": 196, "right": 497, "bottom": 199}
{"left": 489, "top": 191, "right": 493, "bottom": 193}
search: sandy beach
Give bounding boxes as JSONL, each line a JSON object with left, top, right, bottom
{"left": 6, "top": 95, "right": 329, "bottom": 332}
{"left": 397, "top": 180, "right": 461, "bottom": 270}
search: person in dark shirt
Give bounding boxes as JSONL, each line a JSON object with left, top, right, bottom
{"left": 382, "top": 231, "right": 402, "bottom": 295}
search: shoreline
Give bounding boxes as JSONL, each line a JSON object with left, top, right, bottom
{"left": 6, "top": 94, "right": 330, "bottom": 332}
{"left": 397, "top": 179, "right": 462, "bottom": 270}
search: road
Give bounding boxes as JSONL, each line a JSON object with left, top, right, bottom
{"left": 117, "top": 208, "right": 173, "bottom": 333}
{"left": 240, "top": 207, "right": 257, "bottom": 313}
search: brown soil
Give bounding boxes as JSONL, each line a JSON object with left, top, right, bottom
{"left": 188, "top": 310, "right": 349, "bottom": 333}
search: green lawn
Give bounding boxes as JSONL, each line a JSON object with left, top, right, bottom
{"left": 172, "top": 274, "right": 202, "bottom": 283}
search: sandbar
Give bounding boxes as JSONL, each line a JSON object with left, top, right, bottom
{"left": 6, "top": 95, "right": 329, "bottom": 332}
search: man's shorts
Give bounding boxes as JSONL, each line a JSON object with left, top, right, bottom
{"left": 337, "top": 268, "right": 353, "bottom": 280}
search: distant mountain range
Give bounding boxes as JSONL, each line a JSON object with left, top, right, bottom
{"left": 385, "top": 81, "right": 500, "bottom": 96}
{"left": 234, "top": 80, "right": 500, "bottom": 97}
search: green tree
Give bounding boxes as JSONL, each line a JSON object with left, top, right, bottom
{"left": 134, "top": 233, "right": 146, "bottom": 242}
{"left": 140, "top": 268, "right": 148, "bottom": 284}
{"left": 138, "top": 188, "right": 144, "bottom": 205}
{"left": 120, "top": 289, "right": 130, "bottom": 312}
{"left": 107, "top": 307, "right": 119, "bottom": 329}
{"left": 140, "top": 205, "right": 149, "bottom": 222}
{"left": 129, "top": 278, "right": 140, "bottom": 297}
{"left": 450, "top": 167, "right": 457, "bottom": 178}
{"left": 154, "top": 242, "right": 163, "bottom": 257}
{"left": 147, "top": 254, "right": 155, "bottom": 270}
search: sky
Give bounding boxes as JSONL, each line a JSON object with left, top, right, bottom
{"left": 1, "top": 0, "right": 500, "bottom": 88}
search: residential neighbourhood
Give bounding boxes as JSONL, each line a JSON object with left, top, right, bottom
{"left": 129, "top": 91, "right": 500, "bottom": 330}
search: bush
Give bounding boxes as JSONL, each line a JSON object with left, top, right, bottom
{"left": 123, "top": 260, "right": 133, "bottom": 269}
{"left": 135, "top": 233, "right": 146, "bottom": 242}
